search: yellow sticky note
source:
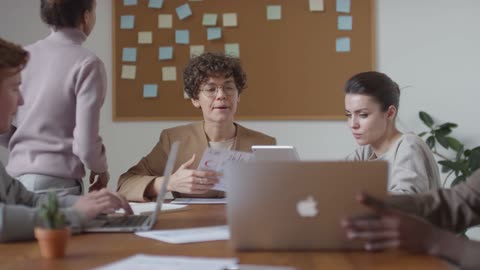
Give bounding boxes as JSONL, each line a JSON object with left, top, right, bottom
{"left": 138, "top": 31, "right": 153, "bottom": 44}
{"left": 202, "top": 13, "right": 217, "bottom": 26}
{"left": 162, "top": 66, "right": 177, "bottom": 81}
{"left": 222, "top": 13, "right": 237, "bottom": 27}
{"left": 158, "top": 14, "right": 172, "bottom": 28}
{"left": 267, "top": 5, "right": 281, "bottom": 20}
{"left": 309, "top": 0, "right": 324, "bottom": 11}
{"left": 225, "top": 43, "right": 240, "bottom": 57}
{"left": 121, "top": 65, "right": 136, "bottom": 79}
{"left": 190, "top": 45, "right": 205, "bottom": 57}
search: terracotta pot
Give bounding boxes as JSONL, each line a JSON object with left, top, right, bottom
{"left": 34, "top": 227, "right": 70, "bottom": 259}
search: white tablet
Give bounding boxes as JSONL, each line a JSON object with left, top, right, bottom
{"left": 251, "top": 145, "right": 300, "bottom": 161}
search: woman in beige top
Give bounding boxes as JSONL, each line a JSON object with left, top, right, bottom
{"left": 344, "top": 71, "right": 440, "bottom": 194}
{"left": 117, "top": 52, "right": 276, "bottom": 201}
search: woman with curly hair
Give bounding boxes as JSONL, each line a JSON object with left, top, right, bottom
{"left": 117, "top": 52, "right": 276, "bottom": 201}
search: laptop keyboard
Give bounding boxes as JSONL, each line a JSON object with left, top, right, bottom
{"left": 101, "top": 215, "right": 149, "bottom": 228}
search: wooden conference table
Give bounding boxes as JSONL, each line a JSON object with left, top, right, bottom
{"left": 0, "top": 204, "right": 451, "bottom": 270}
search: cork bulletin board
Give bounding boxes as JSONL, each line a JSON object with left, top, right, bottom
{"left": 112, "top": 0, "right": 375, "bottom": 120}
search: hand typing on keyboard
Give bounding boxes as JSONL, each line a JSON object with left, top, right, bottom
{"left": 73, "top": 188, "right": 133, "bottom": 220}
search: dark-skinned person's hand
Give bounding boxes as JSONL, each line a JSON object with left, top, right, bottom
{"left": 341, "top": 192, "right": 466, "bottom": 265}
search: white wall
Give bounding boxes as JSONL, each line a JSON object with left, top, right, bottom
{"left": 1, "top": 0, "right": 479, "bottom": 186}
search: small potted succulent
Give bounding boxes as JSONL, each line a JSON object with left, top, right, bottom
{"left": 34, "top": 192, "right": 70, "bottom": 259}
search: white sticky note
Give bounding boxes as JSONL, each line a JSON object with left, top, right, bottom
{"left": 336, "top": 0, "right": 351, "bottom": 13}
{"left": 158, "top": 14, "right": 172, "bottom": 29}
{"left": 120, "top": 15, "right": 135, "bottom": 29}
{"left": 338, "top": 15, "right": 352, "bottom": 30}
{"left": 223, "top": 13, "right": 237, "bottom": 27}
{"left": 148, "top": 0, "right": 163, "bottom": 9}
{"left": 176, "top": 3, "right": 192, "bottom": 20}
{"left": 162, "top": 66, "right": 177, "bottom": 81}
{"left": 336, "top": 37, "right": 351, "bottom": 52}
{"left": 190, "top": 45, "right": 205, "bottom": 57}
{"left": 121, "top": 65, "right": 136, "bottom": 79}
{"left": 138, "top": 31, "right": 153, "bottom": 44}
{"left": 207, "top": 27, "right": 222, "bottom": 40}
{"left": 143, "top": 84, "right": 158, "bottom": 98}
{"left": 202, "top": 13, "right": 217, "bottom": 26}
{"left": 183, "top": 91, "right": 190, "bottom": 99}
{"left": 309, "top": 0, "right": 324, "bottom": 11}
{"left": 224, "top": 43, "right": 240, "bottom": 57}
{"left": 267, "top": 5, "right": 282, "bottom": 20}
{"left": 123, "top": 0, "right": 137, "bottom": 6}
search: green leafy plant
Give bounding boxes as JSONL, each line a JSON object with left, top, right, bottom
{"left": 419, "top": 111, "right": 480, "bottom": 187}
{"left": 38, "top": 192, "right": 67, "bottom": 229}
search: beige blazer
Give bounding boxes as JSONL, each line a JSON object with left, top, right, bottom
{"left": 117, "top": 122, "right": 276, "bottom": 201}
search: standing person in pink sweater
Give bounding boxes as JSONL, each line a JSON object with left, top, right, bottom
{"left": 0, "top": 0, "right": 108, "bottom": 195}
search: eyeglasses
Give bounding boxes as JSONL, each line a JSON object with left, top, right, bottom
{"left": 200, "top": 84, "right": 238, "bottom": 98}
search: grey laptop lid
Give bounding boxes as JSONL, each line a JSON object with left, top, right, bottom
{"left": 84, "top": 142, "right": 179, "bottom": 232}
{"left": 224, "top": 161, "right": 387, "bottom": 250}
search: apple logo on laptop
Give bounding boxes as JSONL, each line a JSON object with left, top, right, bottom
{"left": 296, "top": 196, "right": 318, "bottom": 217}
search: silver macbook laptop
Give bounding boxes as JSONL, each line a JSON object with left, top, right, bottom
{"left": 224, "top": 161, "right": 387, "bottom": 250}
{"left": 252, "top": 145, "right": 300, "bottom": 161}
{"left": 84, "top": 142, "right": 179, "bottom": 232}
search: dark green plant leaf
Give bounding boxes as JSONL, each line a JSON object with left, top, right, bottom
{"left": 438, "top": 160, "right": 455, "bottom": 169}
{"left": 419, "top": 111, "right": 434, "bottom": 128}
{"left": 418, "top": 131, "right": 427, "bottom": 137}
{"left": 439, "top": 160, "right": 464, "bottom": 171}
{"left": 439, "top": 122, "right": 458, "bottom": 129}
{"left": 441, "top": 165, "right": 452, "bottom": 173}
{"left": 468, "top": 151, "right": 480, "bottom": 173}
{"left": 451, "top": 175, "right": 466, "bottom": 186}
{"left": 435, "top": 133, "right": 450, "bottom": 149}
{"left": 435, "top": 127, "right": 452, "bottom": 137}
{"left": 446, "top": 137, "right": 463, "bottom": 152}
{"left": 455, "top": 145, "right": 465, "bottom": 161}
{"left": 426, "top": 136, "right": 435, "bottom": 149}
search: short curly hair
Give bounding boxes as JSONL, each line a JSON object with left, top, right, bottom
{"left": 183, "top": 52, "right": 247, "bottom": 99}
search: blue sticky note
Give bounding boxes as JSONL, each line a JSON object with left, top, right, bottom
{"left": 336, "top": 37, "right": 351, "bottom": 52}
{"left": 143, "top": 84, "right": 158, "bottom": 98}
{"left": 176, "top": 4, "right": 192, "bottom": 20}
{"left": 148, "top": 0, "right": 163, "bottom": 9}
{"left": 159, "top": 46, "right": 173, "bottom": 60}
{"left": 338, "top": 15, "right": 352, "bottom": 30}
{"left": 207, "top": 27, "right": 222, "bottom": 40}
{"left": 122, "top": 48, "right": 137, "bottom": 62}
{"left": 120, "top": 15, "right": 134, "bottom": 29}
{"left": 336, "top": 0, "right": 351, "bottom": 13}
{"left": 175, "top": 30, "right": 190, "bottom": 44}
{"left": 123, "top": 0, "right": 137, "bottom": 6}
